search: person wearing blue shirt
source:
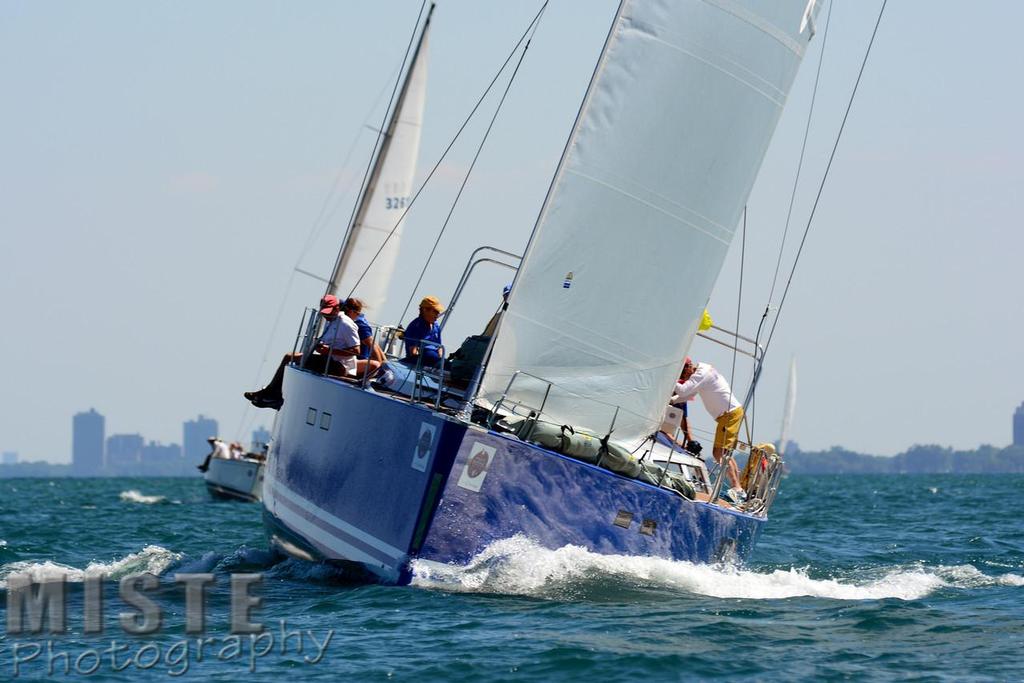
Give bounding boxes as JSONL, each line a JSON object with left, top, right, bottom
{"left": 343, "top": 297, "right": 383, "bottom": 363}
{"left": 403, "top": 296, "right": 444, "bottom": 367}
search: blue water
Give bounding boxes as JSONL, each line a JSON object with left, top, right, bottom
{"left": 1, "top": 475, "right": 1021, "bottom": 681}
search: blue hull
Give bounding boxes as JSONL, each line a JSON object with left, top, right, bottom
{"left": 262, "top": 366, "right": 764, "bottom": 584}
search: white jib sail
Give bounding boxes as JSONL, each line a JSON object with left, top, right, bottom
{"left": 328, "top": 22, "right": 429, "bottom": 316}
{"left": 481, "top": 0, "right": 819, "bottom": 445}
{"left": 779, "top": 357, "right": 797, "bottom": 454}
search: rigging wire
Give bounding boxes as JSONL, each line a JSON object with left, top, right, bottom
{"left": 761, "top": 0, "right": 888, "bottom": 366}
{"left": 397, "top": 7, "right": 546, "bottom": 326}
{"left": 753, "top": 0, "right": 831, "bottom": 368}
{"left": 730, "top": 206, "right": 746, "bottom": 397}
{"left": 765, "top": 0, "right": 835, "bottom": 310}
{"left": 233, "top": 4, "right": 428, "bottom": 442}
{"left": 296, "top": 73, "right": 401, "bottom": 266}
{"left": 326, "top": 0, "right": 430, "bottom": 296}
{"left": 343, "top": 0, "right": 550, "bottom": 304}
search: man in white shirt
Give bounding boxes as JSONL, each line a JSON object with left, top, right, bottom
{"left": 244, "top": 294, "right": 362, "bottom": 409}
{"left": 671, "top": 357, "right": 745, "bottom": 495}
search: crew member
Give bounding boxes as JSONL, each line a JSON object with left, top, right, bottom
{"left": 672, "top": 357, "right": 745, "bottom": 498}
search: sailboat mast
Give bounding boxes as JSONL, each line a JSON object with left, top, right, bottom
{"left": 326, "top": 3, "right": 435, "bottom": 298}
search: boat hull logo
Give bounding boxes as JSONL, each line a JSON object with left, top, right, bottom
{"left": 411, "top": 423, "right": 435, "bottom": 472}
{"left": 457, "top": 442, "right": 495, "bottom": 492}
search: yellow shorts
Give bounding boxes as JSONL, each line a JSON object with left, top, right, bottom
{"left": 714, "top": 406, "right": 744, "bottom": 454}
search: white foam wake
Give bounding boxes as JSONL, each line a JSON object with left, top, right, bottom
{"left": 119, "top": 489, "right": 168, "bottom": 504}
{"left": 0, "top": 545, "right": 181, "bottom": 589}
{"left": 410, "top": 536, "right": 1024, "bottom": 601}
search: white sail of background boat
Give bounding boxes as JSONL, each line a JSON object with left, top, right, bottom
{"left": 779, "top": 356, "right": 797, "bottom": 455}
{"left": 325, "top": 6, "right": 431, "bottom": 315}
{"left": 481, "top": 0, "right": 820, "bottom": 446}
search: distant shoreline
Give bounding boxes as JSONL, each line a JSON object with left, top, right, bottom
{"left": 784, "top": 443, "right": 1024, "bottom": 475}
{"left": 3, "top": 444, "right": 1022, "bottom": 478}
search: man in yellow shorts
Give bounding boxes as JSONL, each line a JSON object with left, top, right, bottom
{"left": 671, "top": 357, "right": 745, "bottom": 499}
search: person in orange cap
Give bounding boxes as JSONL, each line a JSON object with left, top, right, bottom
{"left": 402, "top": 296, "right": 445, "bottom": 367}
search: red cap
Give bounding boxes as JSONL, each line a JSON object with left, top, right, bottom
{"left": 319, "top": 294, "right": 340, "bottom": 315}
{"left": 684, "top": 356, "right": 693, "bottom": 367}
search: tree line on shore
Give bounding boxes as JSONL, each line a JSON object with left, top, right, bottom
{"left": 783, "top": 443, "right": 1024, "bottom": 474}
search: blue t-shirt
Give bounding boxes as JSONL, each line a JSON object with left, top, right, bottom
{"left": 404, "top": 316, "right": 442, "bottom": 366}
{"left": 353, "top": 314, "right": 374, "bottom": 359}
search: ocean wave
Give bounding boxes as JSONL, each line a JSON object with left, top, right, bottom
{"left": 0, "top": 545, "right": 181, "bottom": 589}
{"left": 410, "top": 536, "right": 1024, "bottom": 600}
{"left": 119, "top": 489, "right": 173, "bottom": 504}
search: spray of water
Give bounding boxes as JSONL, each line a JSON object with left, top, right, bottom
{"left": 410, "top": 536, "right": 1024, "bottom": 600}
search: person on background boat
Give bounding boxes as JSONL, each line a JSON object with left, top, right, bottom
{"left": 343, "top": 297, "right": 385, "bottom": 366}
{"left": 197, "top": 437, "right": 230, "bottom": 472}
{"left": 403, "top": 296, "right": 444, "bottom": 367}
{"left": 244, "top": 294, "right": 361, "bottom": 409}
{"left": 672, "top": 357, "right": 745, "bottom": 499}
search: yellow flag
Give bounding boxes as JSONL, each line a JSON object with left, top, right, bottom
{"left": 699, "top": 309, "right": 713, "bottom": 331}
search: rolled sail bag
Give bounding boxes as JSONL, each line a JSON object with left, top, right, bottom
{"left": 517, "top": 420, "right": 603, "bottom": 465}
{"left": 663, "top": 472, "right": 696, "bottom": 500}
{"left": 636, "top": 462, "right": 661, "bottom": 486}
{"left": 516, "top": 419, "right": 568, "bottom": 451}
{"left": 597, "top": 441, "right": 642, "bottom": 478}
{"left": 560, "top": 429, "right": 602, "bottom": 464}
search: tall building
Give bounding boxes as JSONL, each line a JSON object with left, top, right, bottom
{"left": 183, "top": 414, "right": 218, "bottom": 464}
{"left": 252, "top": 426, "right": 271, "bottom": 453}
{"left": 106, "top": 434, "right": 144, "bottom": 469}
{"left": 72, "top": 408, "right": 105, "bottom": 475}
{"left": 140, "top": 441, "right": 182, "bottom": 466}
{"left": 1014, "top": 402, "right": 1024, "bottom": 446}
{"left": 1, "top": 452, "right": 17, "bottom": 465}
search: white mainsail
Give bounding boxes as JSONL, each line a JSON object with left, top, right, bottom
{"left": 327, "top": 11, "right": 431, "bottom": 316}
{"left": 481, "top": 0, "right": 819, "bottom": 444}
{"left": 779, "top": 357, "right": 797, "bottom": 455}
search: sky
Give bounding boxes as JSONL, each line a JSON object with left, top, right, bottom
{"left": 1, "top": 0, "right": 1021, "bottom": 463}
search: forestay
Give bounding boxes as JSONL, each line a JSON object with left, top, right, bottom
{"left": 328, "top": 19, "right": 430, "bottom": 316}
{"left": 481, "top": 0, "right": 819, "bottom": 444}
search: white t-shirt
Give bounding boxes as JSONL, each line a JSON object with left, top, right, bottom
{"left": 671, "top": 362, "right": 740, "bottom": 419}
{"left": 320, "top": 315, "right": 360, "bottom": 375}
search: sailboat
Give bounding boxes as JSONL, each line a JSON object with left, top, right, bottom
{"left": 204, "top": 7, "right": 431, "bottom": 502}
{"left": 260, "top": 0, "right": 820, "bottom": 583}
{"left": 779, "top": 357, "right": 797, "bottom": 455}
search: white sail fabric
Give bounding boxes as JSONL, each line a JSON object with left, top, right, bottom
{"left": 779, "top": 357, "right": 797, "bottom": 454}
{"left": 330, "top": 29, "right": 429, "bottom": 315}
{"left": 482, "top": 0, "right": 818, "bottom": 444}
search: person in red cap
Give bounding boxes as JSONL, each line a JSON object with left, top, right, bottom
{"left": 244, "top": 294, "right": 362, "bottom": 409}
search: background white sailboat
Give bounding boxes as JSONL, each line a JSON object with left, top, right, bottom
{"left": 779, "top": 356, "right": 797, "bottom": 455}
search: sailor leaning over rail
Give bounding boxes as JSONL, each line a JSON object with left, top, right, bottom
{"left": 671, "top": 357, "right": 746, "bottom": 501}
